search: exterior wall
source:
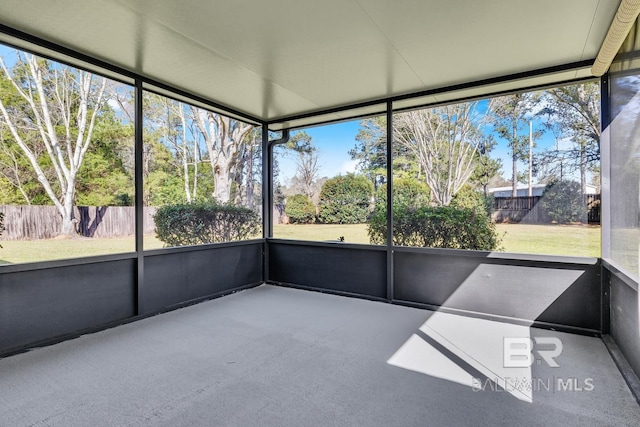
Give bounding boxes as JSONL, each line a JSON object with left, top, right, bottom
{"left": 0, "top": 241, "right": 263, "bottom": 356}
{"left": 267, "top": 240, "right": 602, "bottom": 334}
{"left": 609, "top": 270, "right": 640, "bottom": 377}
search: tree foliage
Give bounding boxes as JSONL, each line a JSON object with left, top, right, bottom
{"left": 318, "top": 174, "right": 373, "bottom": 224}
{"left": 540, "top": 180, "right": 586, "bottom": 224}
{"left": 489, "top": 93, "right": 542, "bottom": 197}
{"left": 375, "top": 177, "right": 431, "bottom": 208}
{"left": 350, "top": 116, "right": 388, "bottom": 188}
{"left": 369, "top": 205, "right": 501, "bottom": 250}
{"left": 285, "top": 194, "right": 316, "bottom": 224}
{"left": 154, "top": 202, "right": 260, "bottom": 246}
{"left": 537, "top": 83, "right": 600, "bottom": 194}
{"left": 450, "top": 184, "right": 493, "bottom": 216}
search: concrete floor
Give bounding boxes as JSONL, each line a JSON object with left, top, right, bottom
{"left": 0, "top": 284, "right": 638, "bottom": 426}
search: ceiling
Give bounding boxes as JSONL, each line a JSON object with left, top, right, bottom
{"left": 0, "top": 0, "right": 620, "bottom": 129}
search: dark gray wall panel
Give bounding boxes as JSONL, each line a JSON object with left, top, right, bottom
{"left": 0, "top": 259, "right": 136, "bottom": 352}
{"left": 394, "top": 250, "right": 601, "bottom": 331}
{"left": 268, "top": 242, "right": 386, "bottom": 298}
{"left": 142, "top": 243, "right": 262, "bottom": 313}
{"left": 610, "top": 274, "right": 640, "bottom": 378}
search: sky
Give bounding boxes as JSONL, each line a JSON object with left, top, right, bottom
{"left": 276, "top": 100, "right": 572, "bottom": 186}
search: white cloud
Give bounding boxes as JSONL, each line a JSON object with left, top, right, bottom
{"left": 340, "top": 159, "right": 358, "bottom": 174}
{"left": 555, "top": 136, "right": 574, "bottom": 151}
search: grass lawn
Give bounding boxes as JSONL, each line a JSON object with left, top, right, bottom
{"left": 0, "top": 235, "right": 164, "bottom": 265}
{"left": 273, "top": 224, "right": 371, "bottom": 244}
{"left": 496, "top": 223, "right": 600, "bottom": 258}
{"left": 0, "top": 223, "right": 603, "bottom": 265}
{"left": 274, "top": 223, "right": 601, "bottom": 258}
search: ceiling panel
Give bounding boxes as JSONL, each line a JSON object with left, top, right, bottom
{"left": 0, "top": 0, "right": 620, "bottom": 126}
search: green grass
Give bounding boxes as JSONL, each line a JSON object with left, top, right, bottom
{"left": 496, "top": 224, "right": 600, "bottom": 257}
{"left": 274, "top": 223, "right": 601, "bottom": 257}
{"left": 273, "top": 224, "right": 371, "bottom": 243}
{"left": 0, "top": 235, "right": 164, "bottom": 265}
{"left": 0, "top": 223, "right": 604, "bottom": 265}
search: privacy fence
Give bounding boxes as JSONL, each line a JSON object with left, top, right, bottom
{"left": 491, "top": 195, "right": 601, "bottom": 224}
{"left": 0, "top": 205, "right": 157, "bottom": 240}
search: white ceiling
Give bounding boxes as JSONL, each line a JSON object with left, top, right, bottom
{"left": 0, "top": 0, "right": 619, "bottom": 128}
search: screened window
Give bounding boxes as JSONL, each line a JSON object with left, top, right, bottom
{"left": 0, "top": 45, "right": 135, "bottom": 264}
{"left": 142, "top": 92, "right": 261, "bottom": 249}
{"left": 272, "top": 116, "right": 387, "bottom": 245}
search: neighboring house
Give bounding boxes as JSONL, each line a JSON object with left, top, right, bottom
{"left": 488, "top": 183, "right": 599, "bottom": 198}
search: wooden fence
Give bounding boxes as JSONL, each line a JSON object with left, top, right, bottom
{"left": 491, "top": 195, "right": 601, "bottom": 224}
{"left": 0, "top": 205, "right": 156, "bottom": 240}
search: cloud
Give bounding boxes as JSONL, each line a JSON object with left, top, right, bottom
{"left": 340, "top": 159, "right": 358, "bottom": 174}
{"left": 107, "top": 99, "right": 121, "bottom": 111}
{"left": 555, "top": 136, "right": 575, "bottom": 151}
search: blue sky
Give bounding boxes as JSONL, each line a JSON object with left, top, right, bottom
{"left": 276, "top": 102, "right": 565, "bottom": 185}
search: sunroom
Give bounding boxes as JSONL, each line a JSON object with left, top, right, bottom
{"left": 0, "top": 1, "right": 639, "bottom": 425}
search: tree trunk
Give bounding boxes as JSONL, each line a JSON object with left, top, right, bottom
{"left": 512, "top": 121, "right": 518, "bottom": 198}
{"left": 59, "top": 183, "right": 76, "bottom": 236}
{"left": 580, "top": 140, "right": 587, "bottom": 195}
{"left": 245, "top": 143, "right": 254, "bottom": 208}
{"left": 213, "top": 160, "right": 232, "bottom": 203}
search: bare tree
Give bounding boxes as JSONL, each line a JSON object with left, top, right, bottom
{"left": 393, "top": 103, "right": 483, "bottom": 206}
{"left": 0, "top": 52, "right": 106, "bottom": 235}
{"left": 295, "top": 148, "right": 320, "bottom": 200}
{"left": 190, "top": 108, "right": 253, "bottom": 203}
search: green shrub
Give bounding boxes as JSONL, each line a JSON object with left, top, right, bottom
{"left": 285, "top": 194, "right": 316, "bottom": 224}
{"left": 375, "top": 177, "right": 431, "bottom": 208}
{"left": 154, "top": 202, "right": 260, "bottom": 247}
{"left": 369, "top": 205, "right": 501, "bottom": 251}
{"left": 540, "top": 181, "right": 586, "bottom": 224}
{"left": 451, "top": 185, "right": 493, "bottom": 216}
{"left": 318, "top": 174, "right": 373, "bottom": 224}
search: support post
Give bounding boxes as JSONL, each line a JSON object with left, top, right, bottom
{"left": 386, "top": 102, "right": 394, "bottom": 301}
{"left": 134, "top": 79, "right": 144, "bottom": 315}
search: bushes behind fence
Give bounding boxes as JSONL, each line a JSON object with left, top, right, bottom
{"left": 154, "top": 202, "right": 260, "bottom": 246}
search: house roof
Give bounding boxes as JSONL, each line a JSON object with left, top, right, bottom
{"left": 0, "top": 1, "right": 620, "bottom": 129}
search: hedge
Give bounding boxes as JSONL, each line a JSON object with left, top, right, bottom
{"left": 154, "top": 202, "right": 260, "bottom": 246}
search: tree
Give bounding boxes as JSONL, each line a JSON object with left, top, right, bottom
{"left": 317, "top": 174, "right": 373, "bottom": 224}
{"left": 540, "top": 180, "right": 586, "bottom": 223}
{"left": 350, "top": 116, "right": 387, "bottom": 189}
{"left": 393, "top": 103, "right": 484, "bottom": 206}
{"left": 285, "top": 194, "right": 316, "bottom": 224}
{"left": 190, "top": 107, "right": 254, "bottom": 204}
{"left": 489, "top": 93, "right": 541, "bottom": 197}
{"left": 0, "top": 52, "right": 106, "bottom": 235}
{"left": 538, "top": 83, "right": 600, "bottom": 194}
{"left": 275, "top": 130, "right": 318, "bottom": 204}
{"left": 294, "top": 147, "right": 320, "bottom": 200}
{"left": 471, "top": 135, "right": 502, "bottom": 196}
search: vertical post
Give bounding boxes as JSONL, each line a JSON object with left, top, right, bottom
{"left": 262, "top": 123, "right": 271, "bottom": 283}
{"left": 528, "top": 120, "right": 533, "bottom": 197}
{"left": 134, "top": 79, "right": 144, "bottom": 315}
{"left": 600, "top": 73, "right": 611, "bottom": 261}
{"left": 386, "top": 101, "right": 394, "bottom": 301}
{"left": 600, "top": 73, "right": 611, "bottom": 332}
{"left": 262, "top": 123, "right": 272, "bottom": 239}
